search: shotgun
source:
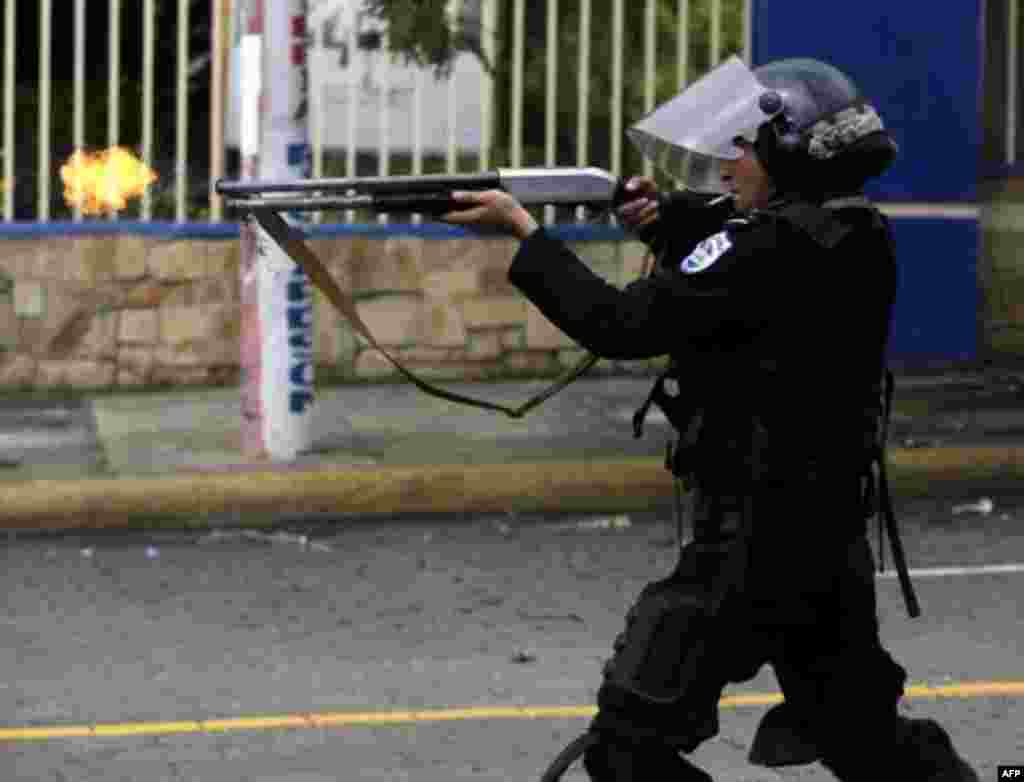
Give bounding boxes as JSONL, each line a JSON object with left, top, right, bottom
{"left": 213, "top": 167, "right": 640, "bottom": 418}
{"left": 215, "top": 167, "right": 628, "bottom": 215}
{"left": 213, "top": 167, "right": 721, "bottom": 418}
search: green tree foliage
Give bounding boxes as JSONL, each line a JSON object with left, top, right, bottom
{"left": 362, "top": 0, "right": 492, "bottom": 77}
{"left": 365, "top": 0, "right": 746, "bottom": 176}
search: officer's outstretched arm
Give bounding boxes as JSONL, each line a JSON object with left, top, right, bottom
{"left": 442, "top": 190, "right": 539, "bottom": 239}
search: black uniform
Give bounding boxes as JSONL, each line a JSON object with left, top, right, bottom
{"left": 507, "top": 192, "right": 968, "bottom": 781}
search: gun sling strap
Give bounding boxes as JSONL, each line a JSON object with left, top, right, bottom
{"left": 873, "top": 369, "right": 921, "bottom": 617}
{"left": 252, "top": 209, "right": 600, "bottom": 419}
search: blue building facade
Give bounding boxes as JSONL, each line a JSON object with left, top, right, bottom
{"left": 752, "top": 1, "right": 992, "bottom": 366}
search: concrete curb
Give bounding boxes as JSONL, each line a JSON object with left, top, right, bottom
{"left": 1, "top": 446, "right": 1022, "bottom": 531}
{"left": 887, "top": 444, "right": 1024, "bottom": 473}
{"left": 0, "top": 459, "right": 673, "bottom": 531}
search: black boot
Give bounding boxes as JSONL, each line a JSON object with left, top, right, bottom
{"left": 582, "top": 736, "right": 713, "bottom": 782}
{"left": 898, "top": 719, "right": 979, "bottom": 782}
{"left": 820, "top": 718, "right": 979, "bottom": 782}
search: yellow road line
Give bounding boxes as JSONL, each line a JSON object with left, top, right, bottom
{"left": 3, "top": 680, "right": 1023, "bottom": 743}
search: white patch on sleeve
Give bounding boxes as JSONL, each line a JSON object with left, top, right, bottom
{"left": 679, "top": 231, "right": 733, "bottom": 274}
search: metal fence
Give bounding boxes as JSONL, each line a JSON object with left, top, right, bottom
{"left": 1, "top": 0, "right": 750, "bottom": 225}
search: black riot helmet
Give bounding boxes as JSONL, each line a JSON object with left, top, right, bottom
{"left": 627, "top": 55, "right": 897, "bottom": 197}
{"left": 752, "top": 58, "right": 897, "bottom": 196}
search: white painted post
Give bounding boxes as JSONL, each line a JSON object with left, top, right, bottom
{"left": 544, "top": 0, "right": 558, "bottom": 224}
{"left": 411, "top": 40, "right": 424, "bottom": 224}
{"left": 176, "top": 0, "right": 189, "bottom": 222}
{"left": 510, "top": 0, "right": 524, "bottom": 167}
{"left": 73, "top": 0, "right": 85, "bottom": 222}
{"left": 610, "top": 0, "right": 623, "bottom": 176}
{"left": 239, "top": 0, "right": 315, "bottom": 461}
{"left": 37, "top": 0, "right": 51, "bottom": 221}
{"left": 141, "top": 0, "right": 155, "bottom": 220}
{"left": 108, "top": 0, "right": 121, "bottom": 221}
{"left": 378, "top": 26, "right": 391, "bottom": 224}
{"left": 309, "top": 3, "right": 323, "bottom": 222}
{"left": 678, "top": 0, "right": 689, "bottom": 89}
{"left": 210, "top": 0, "right": 229, "bottom": 222}
{"left": 447, "top": 0, "right": 461, "bottom": 175}
{"left": 345, "top": 17, "right": 356, "bottom": 222}
{"left": 480, "top": 0, "right": 496, "bottom": 171}
{"left": 643, "top": 0, "right": 656, "bottom": 177}
{"left": 238, "top": 0, "right": 263, "bottom": 457}
{"left": 576, "top": 0, "right": 591, "bottom": 221}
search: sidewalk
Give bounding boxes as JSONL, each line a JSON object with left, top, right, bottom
{"left": 1, "top": 370, "right": 1022, "bottom": 530}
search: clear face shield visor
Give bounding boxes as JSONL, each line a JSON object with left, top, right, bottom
{"left": 626, "top": 55, "right": 781, "bottom": 193}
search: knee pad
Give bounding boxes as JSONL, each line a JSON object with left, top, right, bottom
{"left": 592, "top": 547, "right": 723, "bottom": 751}
{"left": 748, "top": 702, "right": 821, "bottom": 767}
{"left": 600, "top": 577, "right": 708, "bottom": 704}
{"left": 599, "top": 543, "right": 736, "bottom": 704}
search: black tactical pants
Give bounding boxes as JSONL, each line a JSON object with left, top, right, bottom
{"left": 584, "top": 482, "right": 973, "bottom": 780}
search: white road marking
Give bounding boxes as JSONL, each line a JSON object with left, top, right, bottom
{"left": 878, "top": 562, "right": 1024, "bottom": 579}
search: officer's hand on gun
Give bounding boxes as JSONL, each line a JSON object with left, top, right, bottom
{"left": 442, "top": 190, "right": 540, "bottom": 239}
{"left": 442, "top": 175, "right": 662, "bottom": 239}
{"left": 616, "top": 176, "right": 662, "bottom": 231}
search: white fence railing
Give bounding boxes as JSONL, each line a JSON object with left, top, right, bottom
{"left": 1, "top": 0, "right": 750, "bottom": 225}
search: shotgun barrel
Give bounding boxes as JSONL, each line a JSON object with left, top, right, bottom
{"left": 215, "top": 167, "right": 626, "bottom": 215}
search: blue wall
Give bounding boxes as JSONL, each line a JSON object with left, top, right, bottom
{"left": 751, "top": 1, "right": 982, "bottom": 203}
{"left": 887, "top": 217, "right": 978, "bottom": 364}
{"left": 752, "top": 1, "right": 982, "bottom": 364}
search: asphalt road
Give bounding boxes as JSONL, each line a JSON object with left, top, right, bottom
{"left": 3, "top": 497, "right": 1023, "bottom": 781}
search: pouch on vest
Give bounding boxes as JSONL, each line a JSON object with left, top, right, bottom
{"left": 633, "top": 365, "right": 704, "bottom": 479}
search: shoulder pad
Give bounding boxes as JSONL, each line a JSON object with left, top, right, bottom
{"left": 755, "top": 197, "right": 879, "bottom": 249}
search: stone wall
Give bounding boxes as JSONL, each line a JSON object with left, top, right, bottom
{"left": 0, "top": 231, "right": 661, "bottom": 390}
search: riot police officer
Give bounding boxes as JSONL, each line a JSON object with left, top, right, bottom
{"left": 443, "top": 56, "right": 978, "bottom": 782}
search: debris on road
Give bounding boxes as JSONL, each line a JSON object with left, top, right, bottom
{"left": 196, "top": 529, "right": 332, "bottom": 552}
{"left": 516, "top": 610, "right": 585, "bottom": 624}
{"left": 547, "top": 514, "right": 632, "bottom": 534}
{"left": 901, "top": 437, "right": 939, "bottom": 449}
{"left": 952, "top": 497, "right": 995, "bottom": 516}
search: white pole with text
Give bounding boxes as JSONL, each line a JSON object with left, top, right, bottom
{"left": 238, "top": 0, "right": 315, "bottom": 461}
